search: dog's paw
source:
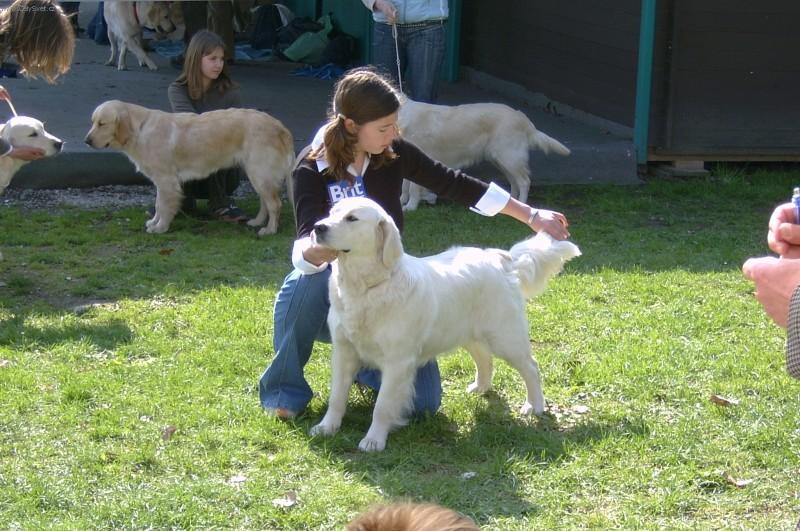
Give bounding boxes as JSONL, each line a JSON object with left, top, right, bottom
{"left": 104, "top": 59, "right": 114, "bottom": 67}
{"left": 358, "top": 435, "right": 387, "bottom": 452}
{"left": 245, "top": 219, "right": 261, "bottom": 228}
{"left": 257, "top": 226, "right": 277, "bottom": 237}
{"left": 466, "top": 381, "right": 491, "bottom": 395}
{"left": 145, "top": 222, "right": 169, "bottom": 234}
{"left": 146, "top": 63, "right": 158, "bottom": 71}
{"left": 309, "top": 421, "right": 340, "bottom": 437}
{"left": 519, "top": 401, "right": 544, "bottom": 416}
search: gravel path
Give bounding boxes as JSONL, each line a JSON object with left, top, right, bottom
{"left": 0, "top": 182, "right": 257, "bottom": 211}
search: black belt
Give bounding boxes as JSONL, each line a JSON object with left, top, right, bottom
{"left": 380, "top": 19, "right": 446, "bottom": 28}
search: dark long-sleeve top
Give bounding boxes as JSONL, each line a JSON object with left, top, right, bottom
{"left": 290, "top": 126, "right": 510, "bottom": 273}
{"left": 167, "top": 81, "right": 242, "bottom": 113}
{"left": 786, "top": 286, "right": 800, "bottom": 379}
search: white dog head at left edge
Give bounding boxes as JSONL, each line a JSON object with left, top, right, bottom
{"left": 1, "top": 116, "right": 63, "bottom": 157}
{"left": 313, "top": 197, "right": 404, "bottom": 269}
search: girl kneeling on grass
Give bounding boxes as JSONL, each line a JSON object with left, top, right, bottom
{"left": 259, "top": 67, "right": 571, "bottom": 419}
{"left": 166, "top": 30, "right": 248, "bottom": 223}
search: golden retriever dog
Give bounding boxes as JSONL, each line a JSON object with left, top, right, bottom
{"left": 0, "top": 116, "right": 63, "bottom": 259}
{"left": 85, "top": 100, "right": 294, "bottom": 236}
{"left": 309, "top": 197, "right": 581, "bottom": 452}
{"left": 104, "top": 1, "right": 176, "bottom": 71}
{"left": 346, "top": 502, "right": 481, "bottom": 531}
{"left": 398, "top": 97, "right": 571, "bottom": 211}
{"left": 0, "top": 116, "right": 63, "bottom": 195}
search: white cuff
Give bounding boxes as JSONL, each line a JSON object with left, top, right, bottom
{"left": 291, "top": 237, "right": 330, "bottom": 274}
{"left": 470, "top": 182, "right": 511, "bottom": 216}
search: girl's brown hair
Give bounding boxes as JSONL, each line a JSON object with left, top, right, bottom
{"left": 345, "top": 502, "right": 481, "bottom": 531}
{"left": 1, "top": 0, "right": 74, "bottom": 83}
{"left": 310, "top": 67, "right": 400, "bottom": 183}
{"left": 175, "top": 30, "right": 236, "bottom": 101}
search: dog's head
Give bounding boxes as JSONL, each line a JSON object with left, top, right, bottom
{"left": 85, "top": 100, "right": 133, "bottom": 150}
{"left": 0, "top": 116, "right": 63, "bottom": 156}
{"left": 313, "top": 197, "right": 404, "bottom": 270}
{"left": 139, "top": 1, "right": 177, "bottom": 35}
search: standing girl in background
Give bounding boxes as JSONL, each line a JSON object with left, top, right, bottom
{"left": 167, "top": 30, "right": 249, "bottom": 223}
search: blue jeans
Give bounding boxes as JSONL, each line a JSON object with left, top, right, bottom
{"left": 372, "top": 21, "right": 447, "bottom": 103}
{"left": 259, "top": 267, "right": 442, "bottom": 415}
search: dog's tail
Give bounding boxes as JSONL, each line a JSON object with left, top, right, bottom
{"left": 526, "top": 118, "right": 571, "bottom": 156}
{"left": 509, "top": 232, "right": 581, "bottom": 300}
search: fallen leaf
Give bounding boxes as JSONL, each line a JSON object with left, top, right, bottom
{"left": 572, "top": 405, "right": 590, "bottom": 414}
{"left": 161, "top": 425, "right": 177, "bottom": 441}
{"left": 159, "top": 248, "right": 175, "bottom": 256}
{"left": 722, "top": 471, "right": 753, "bottom": 488}
{"left": 0, "top": 359, "right": 10, "bottom": 368}
{"left": 710, "top": 394, "right": 739, "bottom": 407}
{"left": 272, "top": 491, "right": 298, "bottom": 508}
{"left": 461, "top": 471, "right": 477, "bottom": 480}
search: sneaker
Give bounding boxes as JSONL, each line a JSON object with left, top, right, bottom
{"left": 265, "top": 407, "right": 297, "bottom": 420}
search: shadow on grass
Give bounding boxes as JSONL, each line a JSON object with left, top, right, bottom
{"left": 302, "top": 392, "right": 650, "bottom": 522}
{"left": 0, "top": 311, "right": 134, "bottom": 350}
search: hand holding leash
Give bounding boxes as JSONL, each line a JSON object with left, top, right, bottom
{"left": 768, "top": 194, "right": 800, "bottom": 258}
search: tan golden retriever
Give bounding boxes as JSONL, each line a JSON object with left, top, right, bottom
{"left": 85, "top": 100, "right": 294, "bottom": 236}
{"left": 346, "top": 502, "right": 481, "bottom": 531}
{"left": 309, "top": 197, "right": 580, "bottom": 452}
{"left": 104, "top": 1, "right": 176, "bottom": 71}
{"left": 399, "top": 97, "right": 571, "bottom": 211}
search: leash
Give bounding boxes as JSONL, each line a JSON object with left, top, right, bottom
{"left": 4, "top": 98, "right": 17, "bottom": 117}
{"left": 391, "top": 22, "right": 403, "bottom": 94}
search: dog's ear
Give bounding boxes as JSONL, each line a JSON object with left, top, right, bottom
{"left": 379, "top": 216, "right": 403, "bottom": 269}
{"left": 114, "top": 107, "right": 132, "bottom": 146}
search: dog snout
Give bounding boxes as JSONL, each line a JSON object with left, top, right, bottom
{"left": 84, "top": 134, "right": 93, "bottom": 146}
{"left": 54, "top": 140, "right": 63, "bottom": 152}
{"left": 314, "top": 223, "right": 329, "bottom": 241}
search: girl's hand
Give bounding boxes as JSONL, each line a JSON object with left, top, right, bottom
{"left": 529, "top": 209, "right": 570, "bottom": 240}
{"left": 374, "top": 0, "right": 398, "bottom": 23}
{"left": 303, "top": 243, "right": 339, "bottom": 266}
{"left": 8, "top": 146, "right": 46, "bottom": 161}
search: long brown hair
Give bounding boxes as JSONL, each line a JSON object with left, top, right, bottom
{"left": 346, "top": 502, "right": 481, "bottom": 531}
{"left": 0, "top": 0, "right": 74, "bottom": 83}
{"left": 310, "top": 67, "right": 399, "bottom": 183}
{"left": 175, "top": 30, "right": 236, "bottom": 101}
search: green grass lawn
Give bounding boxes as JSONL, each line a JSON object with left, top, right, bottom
{"left": 1, "top": 169, "right": 799, "bottom": 529}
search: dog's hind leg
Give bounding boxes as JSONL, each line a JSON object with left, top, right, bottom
{"left": 310, "top": 339, "right": 361, "bottom": 437}
{"left": 146, "top": 180, "right": 182, "bottom": 233}
{"left": 105, "top": 30, "right": 117, "bottom": 66}
{"left": 488, "top": 333, "right": 545, "bottom": 416}
{"left": 254, "top": 186, "right": 282, "bottom": 237}
{"left": 465, "top": 341, "right": 494, "bottom": 395}
{"left": 359, "top": 358, "right": 416, "bottom": 452}
{"left": 495, "top": 158, "right": 531, "bottom": 204}
{"left": 125, "top": 37, "right": 158, "bottom": 70}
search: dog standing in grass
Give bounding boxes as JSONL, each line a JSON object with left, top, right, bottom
{"left": 398, "top": 97, "right": 571, "bottom": 211}
{"left": 85, "top": 100, "right": 294, "bottom": 236}
{"left": 309, "top": 197, "right": 580, "bottom": 452}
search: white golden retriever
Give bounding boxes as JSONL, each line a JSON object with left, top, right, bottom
{"left": 399, "top": 97, "right": 571, "bottom": 211}
{"left": 309, "top": 197, "right": 581, "bottom": 452}
{"left": 0, "top": 116, "right": 63, "bottom": 259}
{"left": 85, "top": 100, "right": 294, "bottom": 236}
{"left": 104, "top": 1, "right": 176, "bottom": 71}
{"left": 0, "top": 116, "right": 63, "bottom": 194}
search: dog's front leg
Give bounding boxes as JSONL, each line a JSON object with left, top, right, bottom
{"left": 359, "top": 358, "right": 417, "bottom": 452}
{"left": 310, "top": 339, "right": 360, "bottom": 437}
{"left": 147, "top": 180, "right": 182, "bottom": 234}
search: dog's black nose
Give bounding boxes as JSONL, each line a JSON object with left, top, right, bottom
{"left": 54, "top": 141, "right": 63, "bottom": 152}
{"left": 315, "top": 223, "right": 328, "bottom": 234}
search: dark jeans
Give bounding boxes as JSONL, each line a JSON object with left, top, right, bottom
{"left": 372, "top": 21, "right": 447, "bottom": 103}
{"left": 182, "top": 167, "right": 241, "bottom": 211}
